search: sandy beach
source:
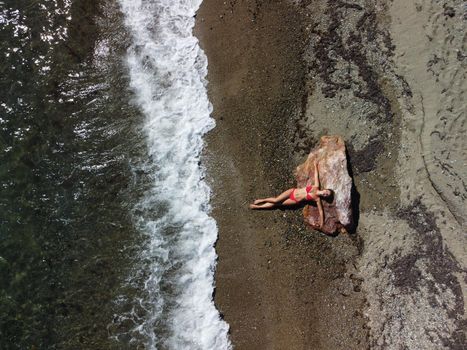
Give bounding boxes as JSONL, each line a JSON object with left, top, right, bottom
{"left": 196, "top": 0, "right": 466, "bottom": 349}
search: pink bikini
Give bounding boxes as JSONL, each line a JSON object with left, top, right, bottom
{"left": 289, "top": 185, "right": 317, "bottom": 203}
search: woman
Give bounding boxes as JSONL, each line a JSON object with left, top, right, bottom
{"left": 249, "top": 161, "right": 332, "bottom": 228}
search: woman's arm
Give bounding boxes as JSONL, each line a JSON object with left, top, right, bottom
{"left": 314, "top": 161, "right": 320, "bottom": 189}
{"left": 317, "top": 197, "right": 324, "bottom": 229}
{"left": 314, "top": 161, "right": 324, "bottom": 228}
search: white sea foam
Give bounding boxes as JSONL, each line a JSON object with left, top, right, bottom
{"left": 117, "top": 0, "right": 231, "bottom": 349}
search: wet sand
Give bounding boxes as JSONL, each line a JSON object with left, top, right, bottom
{"left": 196, "top": 0, "right": 466, "bottom": 349}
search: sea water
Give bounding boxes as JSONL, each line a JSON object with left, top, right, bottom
{"left": 0, "top": 0, "right": 230, "bottom": 349}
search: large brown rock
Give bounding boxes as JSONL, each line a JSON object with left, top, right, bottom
{"left": 295, "top": 136, "right": 354, "bottom": 235}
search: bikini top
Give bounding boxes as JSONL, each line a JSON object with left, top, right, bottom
{"left": 305, "top": 184, "right": 318, "bottom": 200}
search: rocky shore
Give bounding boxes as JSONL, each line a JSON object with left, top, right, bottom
{"left": 196, "top": 0, "right": 466, "bottom": 349}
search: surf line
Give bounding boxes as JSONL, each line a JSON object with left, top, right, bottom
{"left": 118, "top": 0, "right": 231, "bottom": 349}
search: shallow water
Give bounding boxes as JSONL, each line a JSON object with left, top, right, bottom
{"left": 0, "top": 0, "right": 228, "bottom": 349}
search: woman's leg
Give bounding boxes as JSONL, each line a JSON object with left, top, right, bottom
{"left": 250, "top": 197, "right": 299, "bottom": 209}
{"left": 250, "top": 189, "right": 295, "bottom": 208}
{"left": 275, "top": 188, "right": 295, "bottom": 202}
{"left": 253, "top": 197, "right": 277, "bottom": 205}
{"left": 249, "top": 202, "right": 276, "bottom": 209}
{"left": 281, "top": 199, "right": 300, "bottom": 206}
{"left": 253, "top": 188, "right": 294, "bottom": 205}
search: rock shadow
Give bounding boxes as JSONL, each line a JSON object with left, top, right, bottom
{"left": 346, "top": 148, "right": 360, "bottom": 234}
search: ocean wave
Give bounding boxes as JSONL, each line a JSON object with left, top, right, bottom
{"left": 116, "top": 0, "right": 231, "bottom": 349}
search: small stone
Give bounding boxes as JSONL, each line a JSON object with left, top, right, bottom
{"left": 443, "top": 7, "right": 455, "bottom": 18}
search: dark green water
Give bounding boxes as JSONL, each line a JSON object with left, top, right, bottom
{"left": 0, "top": 1, "right": 147, "bottom": 348}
